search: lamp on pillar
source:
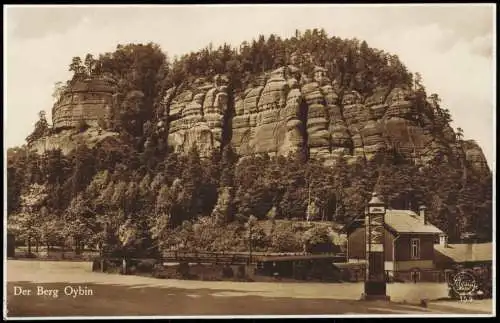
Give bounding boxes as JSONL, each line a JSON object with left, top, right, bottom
{"left": 364, "top": 192, "right": 390, "bottom": 301}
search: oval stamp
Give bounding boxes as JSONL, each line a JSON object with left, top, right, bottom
{"left": 451, "top": 270, "right": 478, "bottom": 301}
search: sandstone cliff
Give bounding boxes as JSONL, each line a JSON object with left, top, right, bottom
{"left": 52, "top": 77, "right": 117, "bottom": 130}
{"left": 164, "top": 75, "right": 229, "bottom": 157}
{"left": 462, "top": 140, "right": 490, "bottom": 175}
{"left": 29, "top": 58, "right": 489, "bottom": 176}
{"left": 159, "top": 64, "right": 489, "bottom": 173}
{"left": 29, "top": 128, "right": 120, "bottom": 155}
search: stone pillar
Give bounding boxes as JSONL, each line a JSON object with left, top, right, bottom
{"left": 363, "top": 192, "right": 390, "bottom": 301}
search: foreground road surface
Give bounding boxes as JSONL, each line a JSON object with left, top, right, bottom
{"left": 5, "top": 260, "right": 493, "bottom": 317}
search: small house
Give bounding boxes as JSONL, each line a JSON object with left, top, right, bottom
{"left": 342, "top": 206, "right": 443, "bottom": 281}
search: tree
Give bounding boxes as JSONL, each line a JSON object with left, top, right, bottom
{"left": 177, "top": 220, "right": 194, "bottom": 251}
{"left": 84, "top": 53, "right": 96, "bottom": 76}
{"left": 69, "top": 56, "right": 86, "bottom": 80}
{"left": 98, "top": 43, "right": 168, "bottom": 138}
{"left": 306, "top": 199, "right": 319, "bottom": 221}
{"left": 118, "top": 218, "right": 139, "bottom": 253}
{"left": 11, "top": 183, "right": 48, "bottom": 253}
{"left": 40, "top": 217, "right": 64, "bottom": 252}
{"left": 26, "top": 111, "right": 50, "bottom": 144}
{"left": 429, "top": 93, "right": 441, "bottom": 107}
{"left": 441, "top": 108, "right": 453, "bottom": 123}
{"left": 63, "top": 193, "right": 97, "bottom": 254}
{"left": 8, "top": 211, "right": 40, "bottom": 254}
{"left": 150, "top": 184, "right": 174, "bottom": 250}
{"left": 245, "top": 215, "right": 258, "bottom": 261}
{"left": 456, "top": 127, "right": 464, "bottom": 142}
{"left": 414, "top": 72, "right": 425, "bottom": 92}
{"left": 52, "top": 81, "right": 68, "bottom": 102}
{"left": 70, "top": 144, "right": 96, "bottom": 198}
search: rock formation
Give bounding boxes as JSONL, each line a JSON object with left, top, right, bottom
{"left": 52, "top": 77, "right": 117, "bottom": 130}
{"left": 30, "top": 58, "right": 490, "bottom": 174}
{"left": 463, "top": 140, "right": 490, "bottom": 174}
{"left": 27, "top": 77, "right": 120, "bottom": 155}
{"left": 29, "top": 128, "right": 119, "bottom": 155}
{"left": 165, "top": 75, "right": 229, "bottom": 157}
{"left": 232, "top": 67, "right": 305, "bottom": 156}
{"left": 159, "top": 63, "right": 489, "bottom": 171}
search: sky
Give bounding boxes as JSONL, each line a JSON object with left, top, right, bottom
{"left": 3, "top": 4, "right": 496, "bottom": 167}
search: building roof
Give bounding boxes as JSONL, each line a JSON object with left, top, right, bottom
{"left": 342, "top": 209, "right": 443, "bottom": 235}
{"left": 385, "top": 209, "right": 443, "bottom": 234}
{"left": 434, "top": 243, "right": 492, "bottom": 263}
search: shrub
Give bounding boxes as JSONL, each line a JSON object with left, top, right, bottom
{"left": 222, "top": 265, "right": 234, "bottom": 278}
{"left": 178, "top": 262, "right": 190, "bottom": 278}
{"left": 236, "top": 265, "right": 246, "bottom": 279}
{"left": 249, "top": 225, "right": 269, "bottom": 251}
{"left": 270, "top": 223, "right": 302, "bottom": 252}
{"left": 302, "top": 226, "right": 338, "bottom": 253}
{"left": 136, "top": 259, "right": 157, "bottom": 273}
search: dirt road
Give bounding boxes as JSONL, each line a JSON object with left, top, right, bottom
{"left": 5, "top": 260, "right": 493, "bottom": 317}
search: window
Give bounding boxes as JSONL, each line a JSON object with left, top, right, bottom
{"left": 410, "top": 238, "right": 420, "bottom": 259}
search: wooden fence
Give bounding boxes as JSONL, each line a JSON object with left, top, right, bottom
{"left": 159, "top": 251, "right": 346, "bottom": 265}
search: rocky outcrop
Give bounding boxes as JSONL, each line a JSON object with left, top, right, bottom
{"left": 463, "top": 140, "right": 490, "bottom": 174}
{"left": 29, "top": 128, "right": 119, "bottom": 155}
{"left": 161, "top": 65, "right": 482, "bottom": 168}
{"left": 52, "top": 78, "right": 117, "bottom": 130}
{"left": 38, "top": 61, "right": 488, "bottom": 172}
{"left": 231, "top": 67, "right": 305, "bottom": 156}
{"left": 165, "top": 75, "right": 229, "bottom": 157}
{"left": 302, "top": 80, "right": 330, "bottom": 160}
{"left": 29, "top": 77, "right": 120, "bottom": 156}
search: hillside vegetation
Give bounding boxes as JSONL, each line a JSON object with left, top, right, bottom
{"left": 7, "top": 29, "right": 492, "bottom": 256}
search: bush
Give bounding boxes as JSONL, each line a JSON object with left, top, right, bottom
{"left": 302, "top": 226, "right": 338, "bottom": 253}
{"left": 222, "top": 265, "right": 234, "bottom": 278}
{"left": 24, "top": 252, "right": 38, "bottom": 259}
{"left": 249, "top": 225, "right": 269, "bottom": 251}
{"left": 136, "top": 259, "right": 157, "bottom": 273}
{"left": 92, "top": 259, "right": 104, "bottom": 272}
{"left": 270, "top": 223, "right": 302, "bottom": 252}
{"left": 236, "top": 265, "right": 246, "bottom": 279}
{"left": 178, "top": 262, "right": 190, "bottom": 278}
{"left": 128, "top": 265, "right": 137, "bottom": 275}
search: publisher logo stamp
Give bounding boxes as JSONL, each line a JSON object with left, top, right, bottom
{"left": 451, "top": 271, "right": 478, "bottom": 302}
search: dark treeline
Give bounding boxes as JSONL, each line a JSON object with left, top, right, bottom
{"left": 7, "top": 142, "right": 492, "bottom": 255}
{"left": 7, "top": 29, "right": 492, "bottom": 256}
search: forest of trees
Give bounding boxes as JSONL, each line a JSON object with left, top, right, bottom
{"left": 7, "top": 29, "right": 492, "bottom": 257}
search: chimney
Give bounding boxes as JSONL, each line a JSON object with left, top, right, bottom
{"left": 439, "top": 233, "right": 448, "bottom": 248}
{"left": 419, "top": 205, "right": 427, "bottom": 225}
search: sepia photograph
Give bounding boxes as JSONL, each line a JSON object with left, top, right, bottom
{"left": 3, "top": 3, "right": 496, "bottom": 319}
